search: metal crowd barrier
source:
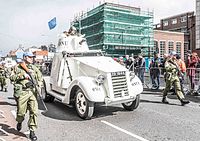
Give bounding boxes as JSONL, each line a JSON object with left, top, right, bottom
{"left": 133, "top": 67, "right": 200, "bottom": 94}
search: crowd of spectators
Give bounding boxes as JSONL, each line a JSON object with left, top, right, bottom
{"left": 114, "top": 51, "right": 200, "bottom": 95}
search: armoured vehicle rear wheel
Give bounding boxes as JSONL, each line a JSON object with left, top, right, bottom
{"left": 41, "top": 80, "right": 55, "bottom": 103}
{"left": 75, "top": 88, "right": 94, "bottom": 119}
{"left": 122, "top": 95, "right": 140, "bottom": 111}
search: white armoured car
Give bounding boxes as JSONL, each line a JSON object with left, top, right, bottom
{"left": 42, "top": 33, "right": 143, "bottom": 119}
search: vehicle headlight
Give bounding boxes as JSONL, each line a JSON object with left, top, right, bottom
{"left": 130, "top": 71, "right": 135, "bottom": 77}
{"left": 95, "top": 74, "right": 106, "bottom": 84}
{"left": 129, "top": 71, "right": 135, "bottom": 81}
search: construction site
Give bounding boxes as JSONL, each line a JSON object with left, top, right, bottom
{"left": 73, "top": 2, "right": 154, "bottom": 57}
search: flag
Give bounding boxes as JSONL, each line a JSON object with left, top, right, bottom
{"left": 48, "top": 17, "right": 57, "bottom": 30}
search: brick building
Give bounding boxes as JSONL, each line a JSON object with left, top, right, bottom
{"left": 154, "top": 12, "right": 196, "bottom": 59}
{"left": 154, "top": 30, "right": 185, "bottom": 60}
{"left": 196, "top": 0, "right": 200, "bottom": 55}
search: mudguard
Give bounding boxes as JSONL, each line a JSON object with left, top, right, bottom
{"left": 129, "top": 75, "right": 143, "bottom": 96}
{"left": 62, "top": 76, "right": 107, "bottom": 104}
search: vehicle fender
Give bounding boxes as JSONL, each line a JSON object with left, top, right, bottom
{"left": 129, "top": 75, "right": 143, "bottom": 96}
{"left": 62, "top": 76, "right": 107, "bottom": 104}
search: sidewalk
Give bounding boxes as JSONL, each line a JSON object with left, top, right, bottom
{"left": 0, "top": 96, "right": 28, "bottom": 141}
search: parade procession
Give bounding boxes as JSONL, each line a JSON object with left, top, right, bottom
{"left": 1, "top": 0, "right": 200, "bottom": 141}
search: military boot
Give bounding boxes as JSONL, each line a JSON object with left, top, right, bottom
{"left": 162, "top": 97, "right": 169, "bottom": 104}
{"left": 16, "top": 123, "right": 22, "bottom": 131}
{"left": 30, "top": 131, "right": 37, "bottom": 141}
{"left": 180, "top": 99, "right": 190, "bottom": 106}
{"left": 4, "top": 88, "right": 7, "bottom": 92}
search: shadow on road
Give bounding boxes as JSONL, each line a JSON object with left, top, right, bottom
{"left": 41, "top": 100, "right": 82, "bottom": 121}
{"left": 41, "top": 100, "right": 125, "bottom": 121}
{"left": 140, "top": 99, "right": 181, "bottom": 106}
{"left": 0, "top": 123, "right": 27, "bottom": 138}
{"left": 0, "top": 101, "right": 16, "bottom": 106}
{"left": 143, "top": 88, "right": 200, "bottom": 104}
{"left": 93, "top": 105, "right": 125, "bottom": 119}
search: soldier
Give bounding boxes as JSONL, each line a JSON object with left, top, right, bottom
{"left": 0, "top": 61, "right": 8, "bottom": 92}
{"left": 10, "top": 52, "right": 43, "bottom": 141}
{"left": 68, "top": 26, "right": 77, "bottom": 36}
{"left": 162, "top": 51, "right": 190, "bottom": 106}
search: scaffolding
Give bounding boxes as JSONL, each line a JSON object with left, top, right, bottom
{"left": 73, "top": 2, "right": 154, "bottom": 57}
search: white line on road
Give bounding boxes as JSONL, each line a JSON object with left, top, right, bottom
{"left": 101, "top": 120, "right": 149, "bottom": 141}
{"left": 11, "top": 110, "right": 16, "bottom": 119}
{"left": 0, "top": 137, "right": 6, "bottom": 141}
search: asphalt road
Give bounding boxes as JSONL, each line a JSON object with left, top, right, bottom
{"left": 1, "top": 84, "right": 200, "bottom": 141}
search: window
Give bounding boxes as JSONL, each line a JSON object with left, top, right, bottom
{"left": 176, "top": 42, "right": 181, "bottom": 56}
{"left": 150, "top": 40, "right": 158, "bottom": 56}
{"left": 160, "top": 41, "right": 166, "bottom": 58}
{"left": 171, "top": 18, "right": 177, "bottom": 24}
{"left": 184, "top": 42, "right": 189, "bottom": 60}
{"left": 181, "top": 16, "right": 187, "bottom": 23}
{"left": 168, "top": 41, "right": 174, "bottom": 54}
{"left": 163, "top": 21, "right": 168, "bottom": 26}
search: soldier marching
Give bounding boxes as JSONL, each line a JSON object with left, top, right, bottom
{"left": 0, "top": 61, "right": 9, "bottom": 92}
{"left": 9, "top": 52, "right": 43, "bottom": 141}
{"left": 162, "top": 51, "right": 190, "bottom": 106}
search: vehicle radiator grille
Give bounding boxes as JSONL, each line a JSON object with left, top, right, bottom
{"left": 111, "top": 73, "right": 129, "bottom": 98}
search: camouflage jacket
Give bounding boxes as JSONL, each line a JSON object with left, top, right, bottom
{"left": 0, "top": 66, "right": 9, "bottom": 78}
{"left": 10, "top": 64, "right": 43, "bottom": 97}
{"left": 164, "top": 58, "right": 180, "bottom": 80}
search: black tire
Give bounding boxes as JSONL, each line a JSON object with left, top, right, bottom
{"left": 75, "top": 88, "right": 94, "bottom": 119}
{"left": 122, "top": 95, "right": 140, "bottom": 111}
{"left": 41, "top": 80, "right": 55, "bottom": 103}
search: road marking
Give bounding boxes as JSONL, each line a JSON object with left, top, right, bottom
{"left": 23, "top": 130, "right": 30, "bottom": 134}
{"left": 11, "top": 110, "right": 16, "bottom": 119}
{"left": 101, "top": 120, "right": 149, "bottom": 141}
{"left": 0, "top": 137, "right": 6, "bottom": 141}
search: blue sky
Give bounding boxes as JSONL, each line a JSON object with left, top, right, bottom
{"left": 0, "top": 0, "right": 196, "bottom": 55}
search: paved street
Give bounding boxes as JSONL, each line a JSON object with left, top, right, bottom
{"left": 0, "top": 84, "right": 200, "bottom": 141}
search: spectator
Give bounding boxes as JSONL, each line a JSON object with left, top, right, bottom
{"left": 149, "top": 53, "right": 160, "bottom": 89}
{"left": 126, "top": 57, "right": 134, "bottom": 71}
{"left": 176, "top": 54, "right": 186, "bottom": 75}
{"left": 138, "top": 54, "right": 145, "bottom": 84}
{"left": 134, "top": 56, "right": 139, "bottom": 76}
{"left": 119, "top": 56, "right": 125, "bottom": 66}
{"left": 187, "top": 52, "right": 199, "bottom": 93}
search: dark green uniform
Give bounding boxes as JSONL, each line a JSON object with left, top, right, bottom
{"left": 10, "top": 64, "right": 43, "bottom": 131}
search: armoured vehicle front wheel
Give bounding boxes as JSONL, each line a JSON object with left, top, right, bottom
{"left": 122, "top": 95, "right": 140, "bottom": 111}
{"left": 75, "top": 88, "right": 94, "bottom": 119}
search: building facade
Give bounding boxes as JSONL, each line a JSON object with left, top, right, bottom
{"left": 196, "top": 0, "right": 200, "bottom": 50}
{"left": 154, "top": 12, "right": 196, "bottom": 59}
{"left": 73, "top": 2, "right": 154, "bottom": 57}
{"left": 154, "top": 30, "right": 185, "bottom": 60}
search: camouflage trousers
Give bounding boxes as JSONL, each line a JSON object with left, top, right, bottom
{"left": 15, "top": 90, "right": 38, "bottom": 131}
{"left": 163, "top": 76, "right": 185, "bottom": 100}
{"left": 0, "top": 77, "right": 8, "bottom": 90}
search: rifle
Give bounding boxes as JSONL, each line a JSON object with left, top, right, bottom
{"left": 20, "top": 62, "right": 48, "bottom": 111}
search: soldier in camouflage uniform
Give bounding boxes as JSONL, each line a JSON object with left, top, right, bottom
{"left": 162, "top": 51, "right": 190, "bottom": 106}
{"left": 0, "top": 61, "right": 8, "bottom": 92}
{"left": 10, "top": 53, "right": 43, "bottom": 141}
